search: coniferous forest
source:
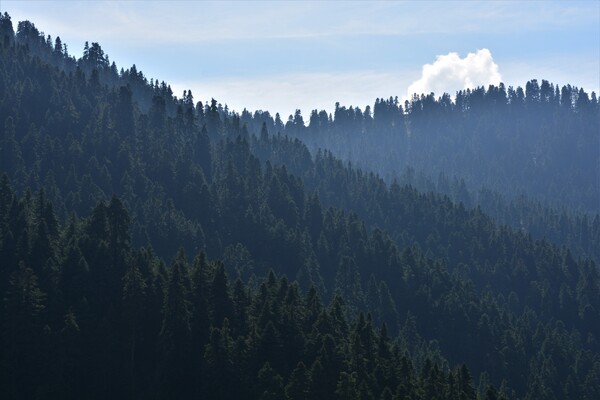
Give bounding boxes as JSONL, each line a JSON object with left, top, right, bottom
{"left": 1, "top": 13, "right": 599, "bottom": 400}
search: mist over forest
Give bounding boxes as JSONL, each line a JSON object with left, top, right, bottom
{"left": 0, "top": 12, "right": 599, "bottom": 400}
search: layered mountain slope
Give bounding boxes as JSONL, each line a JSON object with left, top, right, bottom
{"left": 1, "top": 14, "right": 599, "bottom": 399}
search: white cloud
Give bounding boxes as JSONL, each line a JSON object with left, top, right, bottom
{"left": 406, "top": 49, "right": 502, "bottom": 100}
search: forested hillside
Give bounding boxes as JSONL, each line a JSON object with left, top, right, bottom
{"left": 237, "top": 85, "right": 600, "bottom": 263}
{"left": 276, "top": 82, "right": 599, "bottom": 214}
{"left": 1, "top": 13, "right": 599, "bottom": 399}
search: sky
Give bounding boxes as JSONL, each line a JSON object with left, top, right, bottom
{"left": 2, "top": 1, "right": 599, "bottom": 118}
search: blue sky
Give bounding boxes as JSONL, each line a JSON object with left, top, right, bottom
{"left": 3, "top": 1, "right": 599, "bottom": 118}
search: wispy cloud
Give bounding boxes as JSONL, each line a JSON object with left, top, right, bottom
{"left": 406, "top": 49, "right": 502, "bottom": 99}
{"left": 4, "top": 1, "right": 598, "bottom": 46}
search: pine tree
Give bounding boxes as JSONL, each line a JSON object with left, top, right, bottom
{"left": 159, "top": 251, "right": 192, "bottom": 398}
{"left": 122, "top": 262, "right": 146, "bottom": 398}
{"left": 0, "top": 12, "right": 14, "bottom": 46}
{"left": 336, "top": 371, "right": 360, "bottom": 400}
{"left": 257, "top": 362, "right": 285, "bottom": 400}
{"left": 285, "top": 361, "right": 310, "bottom": 400}
{"left": 107, "top": 195, "right": 131, "bottom": 263}
{"left": 307, "top": 359, "right": 330, "bottom": 399}
{"left": 203, "top": 320, "right": 235, "bottom": 399}
{"left": 2, "top": 262, "right": 46, "bottom": 398}
{"left": 457, "top": 364, "right": 477, "bottom": 400}
{"left": 210, "top": 261, "right": 233, "bottom": 326}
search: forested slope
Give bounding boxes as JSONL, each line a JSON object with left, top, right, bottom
{"left": 2, "top": 186, "right": 493, "bottom": 400}
{"left": 240, "top": 87, "right": 600, "bottom": 263}
{"left": 1, "top": 13, "right": 599, "bottom": 399}
{"left": 274, "top": 82, "right": 599, "bottom": 214}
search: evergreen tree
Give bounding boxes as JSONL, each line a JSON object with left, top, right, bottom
{"left": 2, "top": 262, "right": 46, "bottom": 399}
{"left": 285, "top": 361, "right": 310, "bottom": 400}
{"left": 159, "top": 250, "right": 192, "bottom": 398}
{"left": 122, "top": 262, "right": 146, "bottom": 398}
{"left": 336, "top": 371, "right": 360, "bottom": 400}
{"left": 203, "top": 320, "right": 236, "bottom": 399}
{"left": 210, "top": 261, "right": 233, "bottom": 326}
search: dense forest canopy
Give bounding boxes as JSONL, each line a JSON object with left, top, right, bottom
{"left": 1, "top": 13, "right": 599, "bottom": 400}
{"left": 287, "top": 84, "right": 598, "bottom": 214}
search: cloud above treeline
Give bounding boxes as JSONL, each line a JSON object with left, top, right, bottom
{"left": 406, "top": 49, "right": 502, "bottom": 99}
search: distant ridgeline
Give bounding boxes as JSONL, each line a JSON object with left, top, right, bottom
{"left": 1, "top": 13, "right": 600, "bottom": 400}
